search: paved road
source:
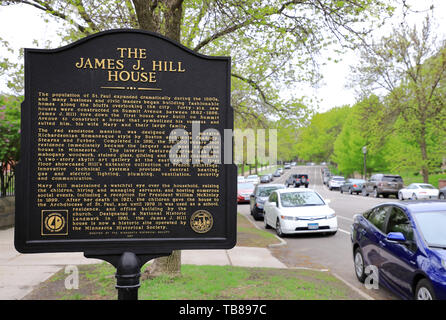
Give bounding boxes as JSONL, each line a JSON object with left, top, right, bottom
{"left": 238, "top": 165, "right": 398, "bottom": 300}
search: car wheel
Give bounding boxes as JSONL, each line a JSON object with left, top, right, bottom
{"left": 276, "top": 219, "right": 284, "bottom": 237}
{"left": 373, "top": 188, "right": 379, "bottom": 198}
{"left": 362, "top": 188, "right": 368, "bottom": 197}
{"left": 349, "top": 188, "right": 353, "bottom": 195}
{"left": 305, "top": 184, "right": 308, "bottom": 188}
{"left": 415, "top": 279, "right": 436, "bottom": 300}
{"left": 440, "top": 193, "right": 445, "bottom": 200}
{"left": 398, "top": 192, "right": 404, "bottom": 201}
{"left": 412, "top": 193, "right": 418, "bottom": 200}
{"left": 354, "top": 247, "right": 366, "bottom": 283}
{"left": 253, "top": 211, "right": 263, "bottom": 221}
{"left": 340, "top": 188, "right": 343, "bottom": 194}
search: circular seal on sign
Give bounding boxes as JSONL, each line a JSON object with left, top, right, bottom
{"left": 44, "top": 212, "right": 66, "bottom": 233}
{"left": 190, "top": 210, "right": 213, "bottom": 234}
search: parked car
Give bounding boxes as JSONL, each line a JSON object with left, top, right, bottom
{"left": 285, "top": 174, "right": 309, "bottom": 188}
{"left": 260, "top": 175, "right": 271, "bottom": 183}
{"left": 237, "top": 176, "right": 245, "bottom": 183}
{"left": 249, "top": 184, "right": 286, "bottom": 220}
{"left": 291, "top": 162, "right": 297, "bottom": 166}
{"left": 362, "top": 174, "right": 404, "bottom": 198}
{"left": 284, "top": 163, "right": 291, "bottom": 169}
{"left": 328, "top": 176, "right": 345, "bottom": 191}
{"left": 237, "top": 182, "right": 255, "bottom": 203}
{"left": 323, "top": 172, "right": 332, "bottom": 185}
{"left": 440, "top": 187, "right": 446, "bottom": 200}
{"left": 351, "top": 201, "right": 446, "bottom": 300}
{"left": 245, "top": 174, "right": 260, "bottom": 184}
{"left": 263, "top": 188, "right": 337, "bottom": 236}
{"left": 273, "top": 170, "right": 281, "bottom": 177}
{"left": 340, "top": 178, "right": 366, "bottom": 195}
{"left": 277, "top": 168, "right": 284, "bottom": 175}
{"left": 398, "top": 183, "right": 439, "bottom": 200}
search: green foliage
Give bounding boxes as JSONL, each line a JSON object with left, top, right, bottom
{"left": 332, "top": 95, "right": 388, "bottom": 176}
{"left": 351, "top": 15, "right": 446, "bottom": 182}
{"left": 0, "top": 95, "right": 21, "bottom": 166}
{"left": 296, "top": 105, "right": 350, "bottom": 162}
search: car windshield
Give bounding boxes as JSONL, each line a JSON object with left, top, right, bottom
{"left": 413, "top": 211, "right": 446, "bottom": 248}
{"left": 333, "top": 178, "right": 345, "bottom": 181}
{"left": 258, "top": 186, "right": 285, "bottom": 197}
{"left": 383, "top": 176, "right": 403, "bottom": 182}
{"left": 247, "top": 175, "right": 258, "bottom": 179}
{"left": 351, "top": 179, "right": 365, "bottom": 183}
{"left": 419, "top": 184, "right": 435, "bottom": 189}
{"left": 280, "top": 191, "right": 325, "bottom": 207}
{"left": 238, "top": 183, "right": 254, "bottom": 190}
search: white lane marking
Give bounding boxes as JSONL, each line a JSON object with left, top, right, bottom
{"left": 338, "top": 228, "right": 351, "bottom": 235}
{"left": 337, "top": 215, "right": 353, "bottom": 222}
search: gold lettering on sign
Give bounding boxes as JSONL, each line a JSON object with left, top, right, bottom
{"left": 74, "top": 48, "right": 186, "bottom": 84}
{"left": 36, "top": 91, "right": 221, "bottom": 238}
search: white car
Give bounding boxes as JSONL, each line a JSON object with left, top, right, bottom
{"left": 263, "top": 188, "right": 337, "bottom": 236}
{"left": 237, "top": 176, "right": 246, "bottom": 183}
{"left": 245, "top": 175, "right": 260, "bottom": 184}
{"left": 398, "top": 183, "right": 439, "bottom": 200}
{"left": 328, "top": 176, "right": 345, "bottom": 190}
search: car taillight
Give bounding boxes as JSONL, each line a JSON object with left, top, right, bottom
{"left": 420, "top": 192, "right": 427, "bottom": 194}
{"left": 353, "top": 184, "right": 357, "bottom": 188}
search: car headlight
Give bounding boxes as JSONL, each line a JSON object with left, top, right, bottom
{"left": 326, "top": 213, "right": 336, "bottom": 219}
{"left": 280, "top": 215, "right": 295, "bottom": 220}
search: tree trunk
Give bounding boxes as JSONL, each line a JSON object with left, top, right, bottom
{"left": 419, "top": 128, "right": 429, "bottom": 183}
{"left": 142, "top": 250, "right": 181, "bottom": 280}
{"left": 133, "top": 0, "right": 184, "bottom": 279}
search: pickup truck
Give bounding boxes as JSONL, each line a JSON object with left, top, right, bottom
{"left": 285, "top": 174, "right": 309, "bottom": 188}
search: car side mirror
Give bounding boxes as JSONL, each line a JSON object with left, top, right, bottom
{"left": 387, "top": 232, "right": 406, "bottom": 242}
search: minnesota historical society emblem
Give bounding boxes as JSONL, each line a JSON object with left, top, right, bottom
{"left": 41, "top": 210, "right": 68, "bottom": 235}
{"left": 190, "top": 210, "right": 213, "bottom": 234}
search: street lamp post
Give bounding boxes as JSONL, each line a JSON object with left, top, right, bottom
{"left": 362, "top": 146, "right": 367, "bottom": 180}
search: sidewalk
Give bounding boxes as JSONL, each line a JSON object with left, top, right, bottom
{"left": 0, "top": 227, "right": 286, "bottom": 300}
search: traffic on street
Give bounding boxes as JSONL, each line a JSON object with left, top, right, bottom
{"left": 237, "top": 164, "right": 446, "bottom": 300}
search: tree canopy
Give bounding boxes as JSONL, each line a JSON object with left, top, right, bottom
{"left": 2, "top": 0, "right": 396, "bottom": 122}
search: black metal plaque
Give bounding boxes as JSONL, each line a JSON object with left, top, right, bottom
{"left": 15, "top": 29, "right": 236, "bottom": 254}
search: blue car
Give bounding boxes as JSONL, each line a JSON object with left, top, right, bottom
{"left": 351, "top": 201, "right": 446, "bottom": 300}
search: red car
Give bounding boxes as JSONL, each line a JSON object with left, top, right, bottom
{"left": 237, "top": 182, "right": 255, "bottom": 203}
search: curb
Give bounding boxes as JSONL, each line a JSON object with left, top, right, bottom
{"left": 242, "top": 211, "right": 287, "bottom": 248}
{"left": 331, "top": 272, "right": 375, "bottom": 300}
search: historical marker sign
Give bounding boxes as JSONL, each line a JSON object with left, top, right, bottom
{"left": 15, "top": 30, "right": 236, "bottom": 255}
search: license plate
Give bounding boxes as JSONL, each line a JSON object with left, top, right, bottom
{"left": 244, "top": 196, "right": 250, "bottom": 200}
{"left": 308, "top": 223, "right": 319, "bottom": 230}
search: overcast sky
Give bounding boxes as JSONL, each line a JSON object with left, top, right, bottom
{"left": 1, "top": 1, "right": 445, "bottom": 113}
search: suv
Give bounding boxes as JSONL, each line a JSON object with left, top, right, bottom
{"left": 362, "top": 174, "right": 404, "bottom": 198}
{"left": 286, "top": 174, "right": 309, "bottom": 188}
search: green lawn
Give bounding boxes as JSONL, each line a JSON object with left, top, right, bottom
{"left": 31, "top": 263, "right": 362, "bottom": 300}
